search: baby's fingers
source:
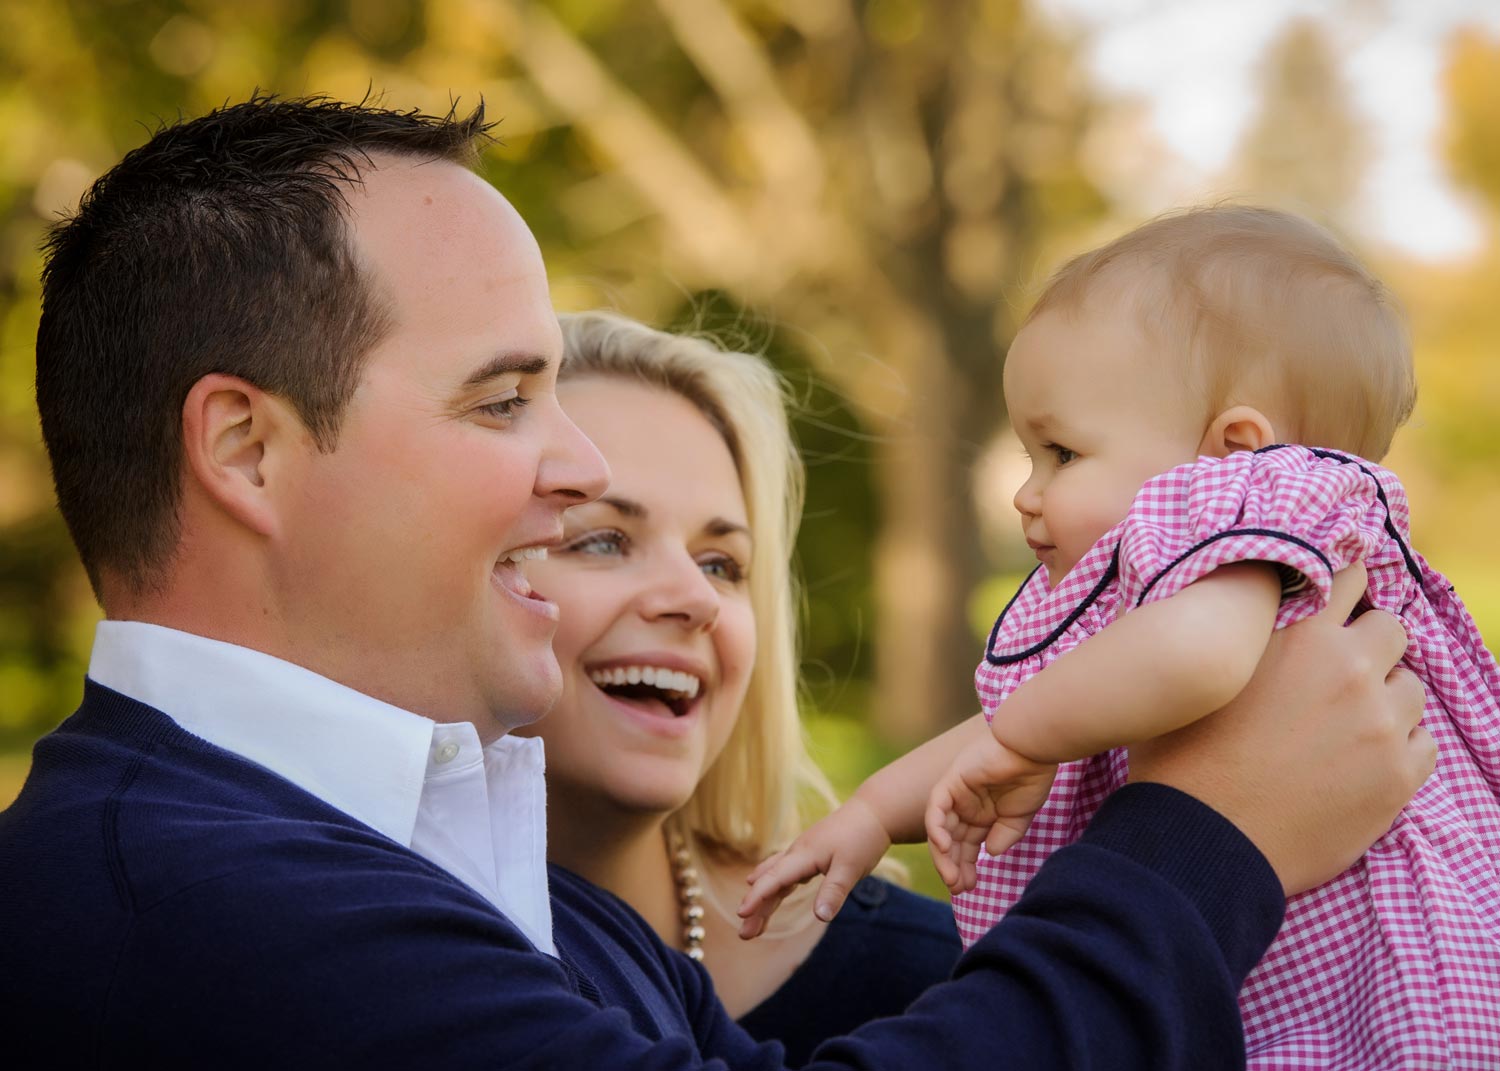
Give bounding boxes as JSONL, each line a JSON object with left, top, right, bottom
{"left": 739, "top": 852, "right": 820, "bottom": 921}
{"left": 810, "top": 858, "right": 867, "bottom": 924}
{"left": 746, "top": 847, "right": 794, "bottom": 885}
{"left": 928, "top": 837, "right": 960, "bottom": 891}
{"left": 983, "top": 814, "right": 1035, "bottom": 859}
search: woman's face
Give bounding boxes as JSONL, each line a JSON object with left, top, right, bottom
{"left": 522, "top": 376, "right": 757, "bottom": 817}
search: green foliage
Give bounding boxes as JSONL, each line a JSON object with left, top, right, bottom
{"left": 1444, "top": 28, "right": 1500, "bottom": 213}
{"left": 4, "top": 4, "right": 1500, "bottom": 826}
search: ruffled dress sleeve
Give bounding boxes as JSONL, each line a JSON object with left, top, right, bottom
{"left": 1116, "top": 445, "right": 1412, "bottom": 629}
{"left": 974, "top": 536, "right": 1124, "bottom": 719}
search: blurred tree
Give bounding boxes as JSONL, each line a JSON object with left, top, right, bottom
{"left": 1390, "top": 22, "right": 1500, "bottom": 632}
{"left": 0, "top": 0, "right": 1111, "bottom": 750}
{"left": 1444, "top": 26, "right": 1500, "bottom": 218}
{"left": 1234, "top": 16, "right": 1368, "bottom": 230}
{"left": 502, "top": 0, "right": 1110, "bottom": 741}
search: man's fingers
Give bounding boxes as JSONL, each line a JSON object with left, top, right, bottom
{"left": 1346, "top": 604, "right": 1411, "bottom": 669}
{"left": 1325, "top": 561, "right": 1369, "bottom": 618}
{"left": 1408, "top": 723, "right": 1437, "bottom": 779}
{"left": 1387, "top": 665, "right": 1425, "bottom": 729}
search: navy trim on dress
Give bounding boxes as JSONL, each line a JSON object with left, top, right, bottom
{"left": 986, "top": 447, "right": 1424, "bottom": 667}
{"left": 1256, "top": 444, "right": 1424, "bottom": 584}
{"left": 1133, "top": 528, "right": 1332, "bottom": 608}
{"left": 985, "top": 547, "right": 1121, "bottom": 665}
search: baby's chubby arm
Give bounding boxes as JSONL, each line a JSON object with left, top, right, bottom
{"left": 738, "top": 563, "right": 1283, "bottom": 932}
{"left": 924, "top": 562, "right": 1283, "bottom": 892}
{"left": 736, "top": 714, "right": 993, "bottom": 937}
{"left": 997, "top": 562, "right": 1284, "bottom": 763}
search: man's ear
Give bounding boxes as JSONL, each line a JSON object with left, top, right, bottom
{"left": 1198, "top": 405, "right": 1277, "bottom": 457}
{"left": 180, "top": 374, "right": 297, "bottom": 537}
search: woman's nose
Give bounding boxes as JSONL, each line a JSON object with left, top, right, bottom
{"left": 639, "top": 555, "right": 720, "bottom": 631}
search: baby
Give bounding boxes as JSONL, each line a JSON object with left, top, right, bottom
{"left": 740, "top": 206, "right": 1500, "bottom": 1069}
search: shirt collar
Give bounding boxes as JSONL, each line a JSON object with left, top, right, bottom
{"left": 87, "top": 620, "right": 437, "bottom": 847}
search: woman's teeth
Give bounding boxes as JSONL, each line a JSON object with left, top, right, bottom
{"left": 588, "top": 665, "right": 702, "bottom": 699}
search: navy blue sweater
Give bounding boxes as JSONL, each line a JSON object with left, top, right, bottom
{"left": 737, "top": 877, "right": 961, "bottom": 1065}
{"left": 0, "top": 682, "right": 1283, "bottom": 1068}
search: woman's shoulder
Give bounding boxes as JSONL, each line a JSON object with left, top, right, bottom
{"left": 829, "top": 876, "right": 962, "bottom": 945}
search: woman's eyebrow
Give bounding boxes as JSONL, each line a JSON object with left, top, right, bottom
{"left": 461, "top": 353, "right": 551, "bottom": 389}
{"left": 705, "top": 518, "right": 750, "bottom": 539}
{"left": 598, "top": 495, "right": 646, "bottom": 519}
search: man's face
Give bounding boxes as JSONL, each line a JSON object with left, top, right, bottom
{"left": 272, "top": 156, "right": 608, "bottom": 740}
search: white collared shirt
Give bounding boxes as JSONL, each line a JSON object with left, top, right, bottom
{"left": 87, "top": 620, "right": 555, "bottom": 956}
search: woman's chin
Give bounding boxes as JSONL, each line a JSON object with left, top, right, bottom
{"left": 615, "top": 782, "right": 699, "bottom": 818}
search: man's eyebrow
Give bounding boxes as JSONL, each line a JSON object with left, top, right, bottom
{"left": 461, "top": 353, "right": 551, "bottom": 389}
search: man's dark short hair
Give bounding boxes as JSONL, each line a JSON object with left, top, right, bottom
{"left": 35, "top": 94, "right": 492, "bottom": 598}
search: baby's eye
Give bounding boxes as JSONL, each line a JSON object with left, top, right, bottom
{"left": 1049, "top": 444, "right": 1078, "bottom": 465}
{"left": 700, "top": 554, "right": 746, "bottom": 583}
{"left": 563, "top": 529, "right": 628, "bottom": 557}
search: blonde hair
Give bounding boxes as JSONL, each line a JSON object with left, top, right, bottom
{"left": 1028, "top": 205, "right": 1416, "bottom": 460}
{"left": 558, "top": 310, "right": 839, "bottom": 861}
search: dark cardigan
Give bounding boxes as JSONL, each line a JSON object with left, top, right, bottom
{"left": 0, "top": 681, "right": 1282, "bottom": 1069}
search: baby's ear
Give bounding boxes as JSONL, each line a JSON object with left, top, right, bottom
{"left": 1199, "top": 406, "right": 1276, "bottom": 457}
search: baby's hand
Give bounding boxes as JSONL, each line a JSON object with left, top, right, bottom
{"left": 737, "top": 796, "right": 891, "bottom": 939}
{"left": 926, "top": 736, "right": 1057, "bottom": 894}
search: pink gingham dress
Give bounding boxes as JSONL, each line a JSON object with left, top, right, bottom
{"left": 961, "top": 445, "right": 1500, "bottom": 1069}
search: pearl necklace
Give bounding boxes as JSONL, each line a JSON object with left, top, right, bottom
{"left": 667, "top": 828, "right": 707, "bottom": 962}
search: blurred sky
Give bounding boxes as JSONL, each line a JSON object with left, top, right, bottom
{"left": 1047, "top": 0, "right": 1500, "bottom": 259}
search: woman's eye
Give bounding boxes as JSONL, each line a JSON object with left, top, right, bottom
{"left": 700, "top": 555, "right": 746, "bottom": 583}
{"left": 479, "top": 394, "right": 531, "bottom": 420}
{"left": 563, "top": 530, "right": 628, "bottom": 557}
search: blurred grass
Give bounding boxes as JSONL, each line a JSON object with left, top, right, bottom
{"left": 1, "top": 750, "right": 30, "bottom": 809}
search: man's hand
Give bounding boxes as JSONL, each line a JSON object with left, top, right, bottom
{"left": 1129, "top": 563, "right": 1433, "bottom": 895}
{"left": 926, "top": 736, "right": 1056, "bottom": 894}
{"left": 737, "top": 796, "right": 891, "bottom": 938}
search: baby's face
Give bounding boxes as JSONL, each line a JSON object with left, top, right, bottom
{"left": 1005, "top": 302, "right": 1207, "bottom": 587}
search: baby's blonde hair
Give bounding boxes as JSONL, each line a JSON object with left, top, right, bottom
{"left": 558, "top": 311, "right": 839, "bottom": 861}
{"left": 1027, "top": 205, "right": 1416, "bottom": 460}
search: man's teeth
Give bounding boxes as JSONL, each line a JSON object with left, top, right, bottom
{"left": 499, "top": 546, "right": 549, "bottom": 565}
{"left": 588, "top": 666, "right": 702, "bottom": 699}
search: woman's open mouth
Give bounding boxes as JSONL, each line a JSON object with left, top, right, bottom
{"left": 587, "top": 665, "right": 702, "bottom": 718}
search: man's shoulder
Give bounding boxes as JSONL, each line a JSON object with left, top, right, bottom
{"left": 1, "top": 689, "right": 527, "bottom": 955}
{"left": 1, "top": 697, "right": 570, "bottom": 1064}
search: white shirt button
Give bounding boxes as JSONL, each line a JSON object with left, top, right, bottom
{"left": 434, "top": 741, "right": 461, "bottom": 765}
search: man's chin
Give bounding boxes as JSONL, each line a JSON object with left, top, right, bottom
{"left": 486, "top": 658, "right": 563, "bottom": 737}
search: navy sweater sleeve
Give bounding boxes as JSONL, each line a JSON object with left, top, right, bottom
{"left": 549, "top": 786, "right": 1279, "bottom": 1071}
{"left": 1, "top": 691, "right": 1283, "bottom": 1070}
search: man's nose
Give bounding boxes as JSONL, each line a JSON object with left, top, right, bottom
{"left": 539, "top": 402, "right": 610, "bottom": 505}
